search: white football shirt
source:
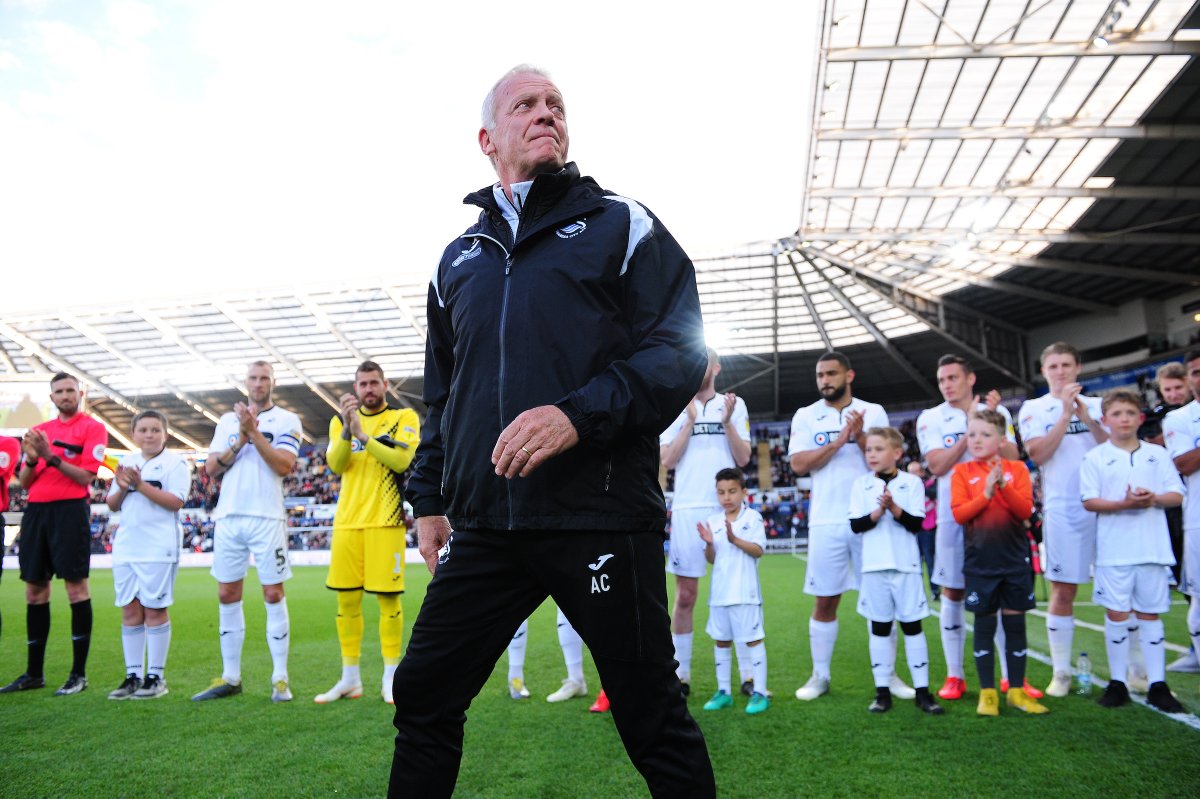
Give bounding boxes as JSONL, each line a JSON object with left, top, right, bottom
{"left": 209, "top": 406, "right": 303, "bottom": 520}
{"left": 108, "top": 449, "right": 190, "bottom": 563}
{"left": 1163, "top": 400, "right": 1200, "bottom": 531}
{"left": 660, "top": 395, "right": 750, "bottom": 509}
{"left": 1018, "top": 392, "right": 1104, "bottom": 507}
{"left": 848, "top": 470, "right": 925, "bottom": 573}
{"left": 787, "top": 397, "right": 889, "bottom": 526}
{"left": 917, "top": 401, "right": 1016, "bottom": 524}
{"left": 1080, "top": 441, "right": 1183, "bottom": 566}
{"left": 704, "top": 505, "right": 766, "bottom": 607}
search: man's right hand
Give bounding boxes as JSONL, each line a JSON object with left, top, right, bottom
{"left": 417, "top": 515, "right": 453, "bottom": 575}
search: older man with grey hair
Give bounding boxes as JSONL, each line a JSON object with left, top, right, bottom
{"left": 388, "top": 65, "right": 715, "bottom": 798}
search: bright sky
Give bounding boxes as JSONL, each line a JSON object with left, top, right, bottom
{"left": 0, "top": 0, "right": 814, "bottom": 313}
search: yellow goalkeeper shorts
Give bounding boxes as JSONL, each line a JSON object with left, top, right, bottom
{"left": 326, "top": 525, "right": 406, "bottom": 594}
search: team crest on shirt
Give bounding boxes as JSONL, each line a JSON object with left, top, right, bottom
{"left": 451, "top": 240, "right": 482, "bottom": 267}
{"left": 0, "top": 452, "right": 8, "bottom": 469}
{"left": 92, "top": 444, "right": 105, "bottom": 461}
{"left": 63, "top": 446, "right": 77, "bottom": 459}
{"left": 966, "top": 591, "right": 980, "bottom": 605}
{"left": 556, "top": 220, "right": 587, "bottom": 239}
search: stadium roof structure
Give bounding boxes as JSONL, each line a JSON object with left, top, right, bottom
{"left": 704, "top": 0, "right": 1200, "bottom": 415}
{"left": 3, "top": 0, "right": 1200, "bottom": 446}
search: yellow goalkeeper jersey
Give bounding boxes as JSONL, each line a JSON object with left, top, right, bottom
{"left": 326, "top": 405, "right": 420, "bottom": 529}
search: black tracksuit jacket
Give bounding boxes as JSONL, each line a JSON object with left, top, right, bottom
{"left": 404, "top": 163, "right": 707, "bottom": 533}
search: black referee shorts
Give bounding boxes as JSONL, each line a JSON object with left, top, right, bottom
{"left": 964, "top": 569, "right": 1036, "bottom": 616}
{"left": 19, "top": 499, "right": 91, "bottom": 583}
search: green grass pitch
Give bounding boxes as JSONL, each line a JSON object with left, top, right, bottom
{"left": 1, "top": 556, "right": 1198, "bottom": 798}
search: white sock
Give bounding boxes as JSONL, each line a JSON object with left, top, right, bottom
{"left": 1105, "top": 617, "right": 1130, "bottom": 684}
{"left": 995, "top": 613, "right": 1008, "bottom": 682}
{"left": 751, "top": 643, "right": 767, "bottom": 695}
{"left": 1127, "top": 619, "right": 1145, "bottom": 677}
{"left": 121, "top": 624, "right": 146, "bottom": 678}
{"left": 1139, "top": 618, "right": 1167, "bottom": 684}
{"left": 146, "top": 621, "right": 171, "bottom": 679}
{"left": 218, "top": 601, "right": 245, "bottom": 684}
{"left": 1046, "top": 613, "right": 1075, "bottom": 674}
{"left": 735, "top": 640, "right": 753, "bottom": 683}
{"left": 507, "top": 620, "right": 528, "bottom": 681}
{"left": 940, "top": 599, "right": 965, "bottom": 679}
{"left": 904, "top": 632, "right": 930, "bottom": 690}
{"left": 556, "top": 609, "right": 584, "bottom": 684}
{"left": 714, "top": 645, "right": 732, "bottom": 694}
{"left": 672, "top": 632, "right": 693, "bottom": 680}
{"left": 264, "top": 597, "right": 290, "bottom": 683}
{"left": 869, "top": 633, "right": 892, "bottom": 689}
{"left": 342, "top": 664, "right": 361, "bottom": 686}
{"left": 1188, "top": 597, "right": 1200, "bottom": 658}
{"left": 383, "top": 663, "right": 397, "bottom": 690}
{"left": 810, "top": 618, "right": 838, "bottom": 680}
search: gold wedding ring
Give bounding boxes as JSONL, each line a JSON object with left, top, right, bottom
{"left": 520, "top": 446, "right": 533, "bottom": 456}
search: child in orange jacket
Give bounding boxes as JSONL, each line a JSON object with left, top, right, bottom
{"left": 951, "top": 409, "right": 1048, "bottom": 717}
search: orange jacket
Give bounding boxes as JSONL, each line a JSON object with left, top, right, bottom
{"left": 951, "top": 458, "right": 1033, "bottom": 576}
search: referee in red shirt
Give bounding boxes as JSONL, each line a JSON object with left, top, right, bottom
{"left": 1, "top": 373, "right": 108, "bottom": 696}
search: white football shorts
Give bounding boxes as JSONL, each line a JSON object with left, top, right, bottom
{"left": 211, "top": 515, "right": 292, "bottom": 586}
{"left": 1093, "top": 564, "right": 1173, "bottom": 614}
{"left": 856, "top": 569, "right": 930, "bottom": 623}
{"left": 804, "top": 523, "right": 861, "bottom": 597}
{"left": 666, "top": 506, "right": 716, "bottom": 579}
{"left": 1042, "top": 501, "right": 1097, "bottom": 585}
{"left": 705, "top": 603, "right": 765, "bottom": 643}
{"left": 113, "top": 561, "right": 178, "bottom": 609}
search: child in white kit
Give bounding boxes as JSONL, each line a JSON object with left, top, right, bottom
{"left": 696, "top": 467, "right": 769, "bottom": 715}
{"left": 105, "top": 410, "right": 190, "bottom": 700}
{"left": 1080, "top": 389, "right": 1187, "bottom": 713}
{"left": 849, "top": 427, "right": 943, "bottom": 715}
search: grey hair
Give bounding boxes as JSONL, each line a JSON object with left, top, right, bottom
{"left": 481, "top": 64, "right": 554, "bottom": 130}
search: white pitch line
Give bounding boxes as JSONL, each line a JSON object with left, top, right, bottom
{"left": 787, "top": 552, "right": 1200, "bottom": 729}
{"left": 1025, "top": 607, "right": 1189, "bottom": 654}
{"left": 955, "top": 612, "right": 1200, "bottom": 732}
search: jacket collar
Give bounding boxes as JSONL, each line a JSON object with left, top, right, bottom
{"left": 463, "top": 162, "right": 605, "bottom": 246}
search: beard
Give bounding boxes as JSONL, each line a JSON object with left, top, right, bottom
{"left": 819, "top": 384, "right": 848, "bottom": 403}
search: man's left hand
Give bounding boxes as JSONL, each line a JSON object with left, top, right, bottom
{"left": 492, "top": 405, "right": 580, "bottom": 479}
{"left": 25, "top": 430, "right": 52, "bottom": 460}
{"left": 721, "top": 392, "right": 737, "bottom": 424}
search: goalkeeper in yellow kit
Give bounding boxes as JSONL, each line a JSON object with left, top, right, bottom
{"left": 314, "top": 361, "right": 419, "bottom": 704}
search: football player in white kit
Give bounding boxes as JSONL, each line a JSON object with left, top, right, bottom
{"left": 193, "top": 362, "right": 304, "bottom": 703}
{"left": 915, "top": 355, "right": 1033, "bottom": 700}
{"left": 789, "top": 352, "right": 911, "bottom": 701}
{"left": 105, "top": 410, "right": 190, "bottom": 700}
{"left": 660, "top": 349, "right": 751, "bottom": 694}
{"left": 1017, "top": 342, "right": 1107, "bottom": 698}
{"left": 1163, "top": 350, "right": 1200, "bottom": 678}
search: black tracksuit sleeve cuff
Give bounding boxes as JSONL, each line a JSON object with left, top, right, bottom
{"left": 849, "top": 515, "right": 875, "bottom": 534}
{"left": 898, "top": 511, "right": 924, "bottom": 533}
{"left": 412, "top": 496, "right": 446, "bottom": 518}
{"left": 555, "top": 398, "right": 593, "bottom": 444}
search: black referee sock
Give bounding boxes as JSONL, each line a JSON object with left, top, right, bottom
{"left": 1001, "top": 613, "right": 1028, "bottom": 687}
{"left": 27, "top": 603, "right": 51, "bottom": 679}
{"left": 70, "top": 599, "right": 92, "bottom": 676}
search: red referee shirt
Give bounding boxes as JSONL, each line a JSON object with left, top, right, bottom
{"left": 26, "top": 414, "right": 107, "bottom": 503}
{"left": 0, "top": 436, "right": 19, "bottom": 511}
